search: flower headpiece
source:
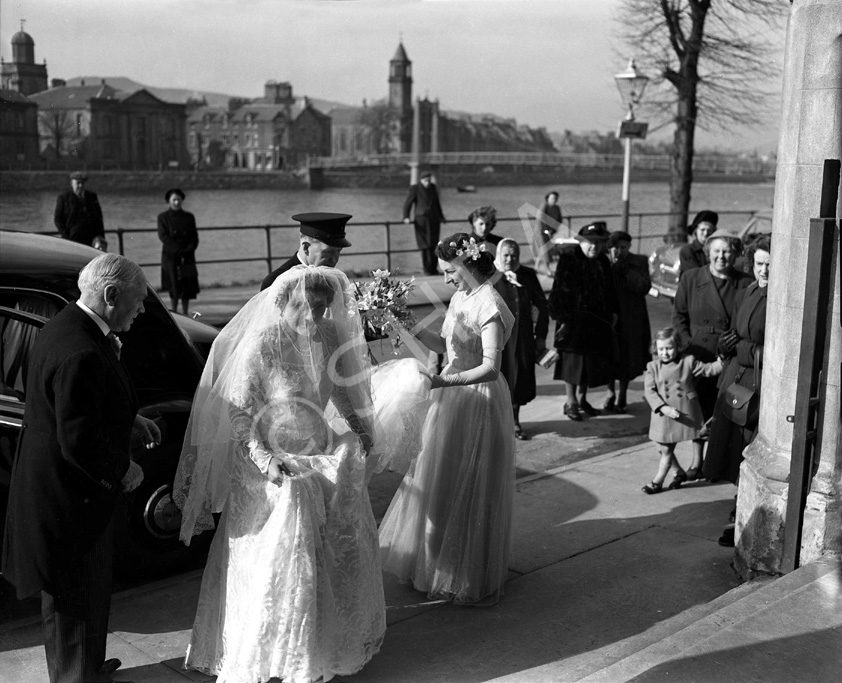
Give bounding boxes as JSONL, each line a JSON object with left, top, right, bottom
{"left": 448, "top": 236, "right": 486, "bottom": 261}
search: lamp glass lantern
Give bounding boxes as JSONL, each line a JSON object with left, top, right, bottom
{"left": 614, "top": 59, "right": 649, "bottom": 119}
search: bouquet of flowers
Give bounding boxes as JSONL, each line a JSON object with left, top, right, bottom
{"left": 353, "top": 269, "right": 416, "bottom": 353}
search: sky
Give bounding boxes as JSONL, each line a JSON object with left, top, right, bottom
{"left": 0, "top": 0, "right": 788, "bottom": 152}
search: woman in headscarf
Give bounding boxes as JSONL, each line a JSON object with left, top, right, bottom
{"left": 174, "top": 266, "right": 385, "bottom": 683}
{"left": 495, "top": 238, "right": 549, "bottom": 439}
{"left": 158, "top": 188, "right": 200, "bottom": 315}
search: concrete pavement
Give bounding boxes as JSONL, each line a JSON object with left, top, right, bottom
{"left": 2, "top": 282, "right": 840, "bottom": 682}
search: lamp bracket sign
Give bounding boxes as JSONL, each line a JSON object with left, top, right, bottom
{"left": 618, "top": 120, "right": 649, "bottom": 140}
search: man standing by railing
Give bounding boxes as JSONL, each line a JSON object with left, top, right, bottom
{"left": 403, "top": 170, "right": 446, "bottom": 275}
{"left": 54, "top": 171, "right": 107, "bottom": 250}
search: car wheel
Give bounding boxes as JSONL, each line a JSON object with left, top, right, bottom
{"left": 113, "top": 444, "right": 213, "bottom": 578}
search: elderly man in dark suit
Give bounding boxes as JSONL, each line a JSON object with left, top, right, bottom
{"left": 2, "top": 253, "right": 160, "bottom": 683}
{"left": 54, "top": 171, "right": 107, "bottom": 250}
{"left": 403, "top": 171, "right": 447, "bottom": 275}
{"left": 260, "top": 212, "right": 352, "bottom": 291}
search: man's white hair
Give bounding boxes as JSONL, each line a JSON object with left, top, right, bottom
{"left": 78, "top": 253, "right": 145, "bottom": 297}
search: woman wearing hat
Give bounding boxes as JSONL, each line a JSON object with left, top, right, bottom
{"left": 672, "top": 229, "right": 751, "bottom": 476}
{"left": 605, "top": 230, "right": 652, "bottom": 413}
{"left": 678, "top": 210, "right": 718, "bottom": 277}
{"left": 548, "top": 222, "right": 619, "bottom": 421}
{"left": 158, "top": 188, "right": 200, "bottom": 315}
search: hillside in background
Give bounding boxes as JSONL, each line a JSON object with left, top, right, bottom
{"left": 63, "top": 76, "right": 348, "bottom": 114}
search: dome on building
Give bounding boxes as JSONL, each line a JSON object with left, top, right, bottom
{"left": 11, "top": 30, "right": 34, "bottom": 46}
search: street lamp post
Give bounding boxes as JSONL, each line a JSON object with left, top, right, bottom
{"left": 614, "top": 59, "right": 649, "bottom": 233}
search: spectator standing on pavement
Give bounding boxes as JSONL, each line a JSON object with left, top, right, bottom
{"left": 604, "top": 230, "right": 652, "bottom": 413}
{"left": 678, "top": 210, "right": 718, "bottom": 277}
{"left": 495, "top": 237, "right": 549, "bottom": 440}
{"left": 469, "top": 205, "right": 502, "bottom": 257}
{"left": 158, "top": 188, "right": 200, "bottom": 315}
{"left": 54, "top": 171, "right": 107, "bottom": 249}
{"left": 671, "top": 229, "right": 751, "bottom": 477}
{"left": 548, "top": 221, "right": 618, "bottom": 421}
{"left": 642, "top": 327, "right": 722, "bottom": 494}
{"left": 403, "top": 170, "right": 446, "bottom": 275}
{"left": 2, "top": 253, "right": 160, "bottom": 683}
{"left": 260, "top": 212, "right": 352, "bottom": 291}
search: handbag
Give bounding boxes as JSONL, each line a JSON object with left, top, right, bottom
{"left": 721, "top": 353, "right": 760, "bottom": 429}
{"left": 177, "top": 262, "right": 198, "bottom": 279}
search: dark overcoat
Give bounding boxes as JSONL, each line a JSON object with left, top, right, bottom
{"left": 704, "top": 283, "right": 767, "bottom": 484}
{"left": 678, "top": 240, "right": 707, "bottom": 277}
{"left": 671, "top": 265, "right": 751, "bottom": 417}
{"left": 260, "top": 253, "right": 304, "bottom": 292}
{"left": 1, "top": 304, "right": 137, "bottom": 598}
{"left": 511, "top": 265, "right": 549, "bottom": 404}
{"left": 54, "top": 189, "right": 105, "bottom": 246}
{"left": 612, "top": 252, "right": 651, "bottom": 381}
{"left": 158, "top": 208, "right": 200, "bottom": 299}
{"left": 548, "top": 245, "right": 618, "bottom": 386}
{"left": 403, "top": 183, "right": 446, "bottom": 249}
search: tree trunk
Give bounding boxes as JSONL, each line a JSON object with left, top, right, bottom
{"left": 669, "top": 94, "right": 696, "bottom": 233}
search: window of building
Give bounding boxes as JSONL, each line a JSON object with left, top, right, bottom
{"left": 14, "top": 112, "right": 24, "bottom": 129}
{"left": 189, "top": 131, "right": 197, "bottom": 149}
{"left": 76, "top": 113, "right": 83, "bottom": 134}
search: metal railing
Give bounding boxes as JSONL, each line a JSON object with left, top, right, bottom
{"left": 101, "top": 209, "right": 765, "bottom": 279}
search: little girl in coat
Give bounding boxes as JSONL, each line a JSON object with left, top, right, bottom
{"left": 642, "top": 327, "right": 723, "bottom": 494}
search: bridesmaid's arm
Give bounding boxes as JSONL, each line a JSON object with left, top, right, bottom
{"left": 430, "top": 318, "right": 503, "bottom": 388}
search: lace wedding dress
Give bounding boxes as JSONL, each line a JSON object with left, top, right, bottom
{"left": 378, "top": 282, "right": 517, "bottom": 605}
{"left": 175, "top": 267, "right": 385, "bottom": 683}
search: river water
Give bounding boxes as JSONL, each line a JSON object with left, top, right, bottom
{"left": 1, "top": 181, "right": 774, "bottom": 287}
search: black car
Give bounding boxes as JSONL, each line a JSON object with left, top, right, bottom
{"left": 0, "top": 231, "right": 218, "bottom": 577}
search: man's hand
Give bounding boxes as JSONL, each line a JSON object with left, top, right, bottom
{"left": 134, "top": 414, "right": 161, "bottom": 450}
{"left": 403, "top": 217, "right": 411, "bottom": 224}
{"left": 121, "top": 460, "right": 144, "bottom": 492}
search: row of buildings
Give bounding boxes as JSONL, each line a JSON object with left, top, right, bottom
{"left": 0, "top": 28, "right": 558, "bottom": 171}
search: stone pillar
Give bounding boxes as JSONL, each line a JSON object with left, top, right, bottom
{"left": 735, "top": 0, "right": 842, "bottom": 578}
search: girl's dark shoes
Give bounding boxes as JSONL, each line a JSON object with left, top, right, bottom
{"left": 642, "top": 481, "right": 664, "bottom": 494}
{"left": 602, "top": 396, "right": 617, "bottom": 412}
{"left": 668, "top": 471, "right": 688, "bottom": 490}
{"left": 514, "top": 425, "right": 530, "bottom": 440}
{"left": 564, "top": 403, "right": 583, "bottom": 421}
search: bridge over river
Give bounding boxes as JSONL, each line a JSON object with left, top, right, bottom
{"left": 307, "top": 151, "right": 776, "bottom": 180}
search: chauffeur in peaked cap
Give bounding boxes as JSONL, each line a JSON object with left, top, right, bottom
{"left": 260, "top": 212, "right": 353, "bottom": 291}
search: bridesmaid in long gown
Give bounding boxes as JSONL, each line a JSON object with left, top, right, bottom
{"left": 379, "top": 232, "right": 516, "bottom": 607}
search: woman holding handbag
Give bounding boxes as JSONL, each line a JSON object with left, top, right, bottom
{"left": 704, "top": 235, "right": 770, "bottom": 545}
{"left": 158, "top": 188, "right": 200, "bottom": 315}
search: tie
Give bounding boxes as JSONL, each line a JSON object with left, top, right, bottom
{"left": 107, "top": 332, "right": 122, "bottom": 360}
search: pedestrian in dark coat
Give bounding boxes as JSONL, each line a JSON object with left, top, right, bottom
{"left": 54, "top": 171, "right": 107, "bottom": 249}
{"left": 495, "top": 238, "right": 549, "bottom": 439}
{"left": 403, "top": 171, "right": 446, "bottom": 275}
{"left": 158, "top": 188, "right": 200, "bottom": 315}
{"left": 704, "top": 236, "right": 770, "bottom": 547}
{"left": 2, "top": 253, "right": 160, "bottom": 683}
{"left": 672, "top": 229, "right": 751, "bottom": 477}
{"left": 678, "top": 210, "right": 718, "bottom": 277}
{"left": 548, "top": 221, "right": 618, "bottom": 421}
{"left": 604, "top": 231, "right": 652, "bottom": 413}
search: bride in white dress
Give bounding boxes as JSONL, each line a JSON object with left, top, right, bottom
{"left": 174, "top": 266, "right": 385, "bottom": 683}
{"left": 379, "top": 233, "right": 517, "bottom": 606}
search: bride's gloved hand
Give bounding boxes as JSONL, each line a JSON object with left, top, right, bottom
{"left": 267, "top": 454, "right": 293, "bottom": 486}
{"left": 421, "top": 371, "right": 445, "bottom": 389}
{"left": 358, "top": 431, "right": 373, "bottom": 457}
